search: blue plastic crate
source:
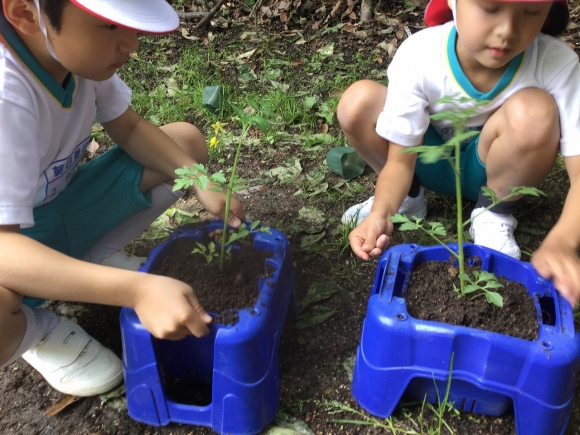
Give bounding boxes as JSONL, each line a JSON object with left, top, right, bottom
{"left": 352, "top": 243, "right": 580, "bottom": 435}
{"left": 120, "top": 221, "right": 295, "bottom": 435}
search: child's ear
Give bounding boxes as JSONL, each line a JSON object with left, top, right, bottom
{"left": 3, "top": 0, "right": 41, "bottom": 35}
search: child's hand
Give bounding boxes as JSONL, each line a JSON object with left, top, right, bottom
{"left": 131, "top": 273, "right": 213, "bottom": 339}
{"left": 348, "top": 212, "right": 392, "bottom": 260}
{"left": 532, "top": 240, "right": 580, "bottom": 307}
{"left": 195, "top": 188, "right": 245, "bottom": 228}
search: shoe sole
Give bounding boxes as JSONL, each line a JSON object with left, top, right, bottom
{"left": 45, "top": 370, "right": 124, "bottom": 397}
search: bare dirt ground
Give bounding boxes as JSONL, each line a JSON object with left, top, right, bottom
{"left": 2, "top": 1, "right": 580, "bottom": 434}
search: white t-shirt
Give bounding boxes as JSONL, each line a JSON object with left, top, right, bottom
{"left": 0, "top": 14, "right": 131, "bottom": 228}
{"left": 376, "top": 21, "right": 580, "bottom": 156}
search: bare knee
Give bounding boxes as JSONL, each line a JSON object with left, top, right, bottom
{"left": 504, "top": 88, "right": 560, "bottom": 154}
{"left": 0, "top": 285, "right": 23, "bottom": 316}
{"left": 337, "top": 80, "right": 387, "bottom": 135}
{"left": 161, "top": 122, "right": 208, "bottom": 165}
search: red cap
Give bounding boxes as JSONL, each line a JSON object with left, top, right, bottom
{"left": 424, "top": 0, "right": 569, "bottom": 34}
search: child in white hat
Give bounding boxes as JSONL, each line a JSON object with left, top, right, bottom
{"left": 0, "top": 0, "right": 244, "bottom": 396}
{"left": 339, "top": 0, "right": 580, "bottom": 306}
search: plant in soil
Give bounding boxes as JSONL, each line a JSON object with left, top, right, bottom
{"left": 391, "top": 95, "right": 544, "bottom": 307}
{"left": 174, "top": 101, "right": 274, "bottom": 269}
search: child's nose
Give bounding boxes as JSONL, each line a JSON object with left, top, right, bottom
{"left": 119, "top": 30, "right": 139, "bottom": 53}
{"left": 496, "top": 15, "right": 519, "bottom": 39}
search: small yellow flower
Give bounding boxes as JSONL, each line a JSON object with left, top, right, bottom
{"left": 209, "top": 136, "right": 219, "bottom": 148}
{"left": 211, "top": 121, "right": 227, "bottom": 135}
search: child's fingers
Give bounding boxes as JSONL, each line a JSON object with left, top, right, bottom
{"left": 184, "top": 293, "right": 212, "bottom": 337}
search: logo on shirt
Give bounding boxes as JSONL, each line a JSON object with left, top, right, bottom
{"left": 39, "top": 135, "right": 92, "bottom": 203}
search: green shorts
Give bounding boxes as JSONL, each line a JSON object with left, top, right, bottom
{"left": 414, "top": 126, "right": 486, "bottom": 202}
{"left": 21, "top": 146, "right": 152, "bottom": 308}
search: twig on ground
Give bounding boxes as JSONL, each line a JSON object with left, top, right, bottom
{"left": 193, "top": 0, "right": 228, "bottom": 30}
{"left": 176, "top": 11, "right": 209, "bottom": 21}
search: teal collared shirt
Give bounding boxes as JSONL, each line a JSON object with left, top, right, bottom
{"left": 446, "top": 26, "right": 525, "bottom": 102}
{"left": 0, "top": 12, "right": 75, "bottom": 108}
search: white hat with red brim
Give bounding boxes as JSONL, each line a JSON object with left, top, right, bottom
{"left": 70, "top": 0, "right": 179, "bottom": 34}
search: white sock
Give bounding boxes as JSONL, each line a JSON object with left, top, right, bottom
{"left": 1, "top": 305, "right": 59, "bottom": 369}
{"left": 83, "top": 183, "right": 184, "bottom": 264}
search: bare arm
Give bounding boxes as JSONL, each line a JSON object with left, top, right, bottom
{"left": 0, "top": 225, "right": 212, "bottom": 338}
{"left": 532, "top": 154, "right": 580, "bottom": 306}
{"left": 102, "top": 106, "right": 244, "bottom": 225}
{"left": 103, "top": 107, "right": 200, "bottom": 183}
{"left": 349, "top": 142, "right": 417, "bottom": 260}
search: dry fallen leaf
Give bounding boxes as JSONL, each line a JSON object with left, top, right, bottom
{"left": 86, "top": 139, "right": 100, "bottom": 159}
{"left": 45, "top": 395, "right": 82, "bottom": 417}
{"left": 180, "top": 27, "right": 199, "bottom": 41}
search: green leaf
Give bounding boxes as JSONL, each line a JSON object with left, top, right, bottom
{"left": 463, "top": 284, "right": 479, "bottom": 294}
{"left": 484, "top": 281, "right": 504, "bottom": 290}
{"left": 252, "top": 116, "right": 272, "bottom": 134}
{"left": 417, "top": 147, "right": 449, "bottom": 164}
{"left": 298, "top": 279, "right": 340, "bottom": 310}
{"left": 509, "top": 186, "right": 546, "bottom": 197}
{"left": 237, "top": 65, "right": 258, "bottom": 83}
{"left": 304, "top": 96, "right": 317, "bottom": 110}
{"left": 325, "top": 147, "right": 365, "bottom": 180}
{"left": 175, "top": 165, "right": 194, "bottom": 176}
{"left": 231, "top": 104, "right": 245, "bottom": 119}
{"left": 481, "top": 186, "right": 496, "bottom": 199}
{"left": 390, "top": 214, "right": 410, "bottom": 224}
{"left": 317, "top": 42, "right": 334, "bottom": 57}
{"left": 300, "top": 231, "right": 326, "bottom": 249}
{"left": 485, "top": 291, "right": 504, "bottom": 307}
{"left": 442, "top": 130, "right": 479, "bottom": 144}
{"left": 295, "top": 305, "right": 336, "bottom": 330}
{"left": 210, "top": 172, "right": 227, "bottom": 185}
{"left": 399, "top": 221, "right": 420, "bottom": 231}
{"left": 173, "top": 178, "right": 193, "bottom": 191}
{"left": 227, "top": 227, "right": 250, "bottom": 244}
{"left": 477, "top": 271, "right": 496, "bottom": 282}
{"left": 194, "top": 175, "right": 210, "bottom": 190}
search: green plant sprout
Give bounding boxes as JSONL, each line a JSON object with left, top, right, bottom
{"left": 391, "top": 95, "right": 545, "bottom": 307}
{"left": 174, "top": 100, "right": 274, "bottom": 269}
{"left": 191, "top": 241, "right": 219, "bottom": 263}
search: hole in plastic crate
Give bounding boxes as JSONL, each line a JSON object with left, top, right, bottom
{"left": 391, "top": 271, "right": 408, "bottom": 298}
{"left": 396, "top": 313, "right": 407, "bottom": 321}
{"left": 538, "top": 295, "right": 556, "bottom": 326}
{"left": 154, "top": 336, "right": 214, "bottom": 406}
{"left": 470, "top": 400, "right": 477, "bottom": 413}
{"left": 542, "top": 340, "right": 554, "bottom": 351}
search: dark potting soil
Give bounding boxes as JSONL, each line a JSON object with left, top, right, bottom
{"left": 150, "top": 236, "right": 276, "bottom": 405}
{"left": 406, "top": 258, "right": 539, "bottom": 341}
{"left": 151, "top": 237, "right": 274, "bottom": 326}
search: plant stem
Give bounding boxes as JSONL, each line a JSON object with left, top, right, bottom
{"left": 219, "top": 126, "right": 248, "bottom": 269}
{"left": 417, "top": 226, "right": 459, "bottom": 260}
{"left": 455, "top": 135, "right": 466, "bottom": 294}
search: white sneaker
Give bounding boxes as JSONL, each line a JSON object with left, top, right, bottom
{"left": 341, "top": 186, "right": 427, "bottom": 226}
{"left": 22, "top": 318, "right": 123, "bottom": 396}
{"left": 469, "top": 207, "right": 520, "bottom": 259}
{"left": 100, "top": 251, "right": 146, "bottom": 271}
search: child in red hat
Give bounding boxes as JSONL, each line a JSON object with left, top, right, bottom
{"left": 339, "top": 0, "right": 580, "bottom": 305}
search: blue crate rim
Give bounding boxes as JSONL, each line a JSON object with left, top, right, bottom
{"left": 373, "top": 242, "right": 576, "bottom": 344}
